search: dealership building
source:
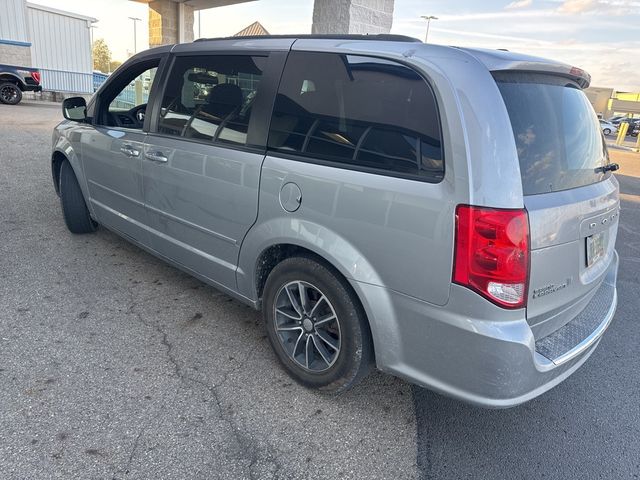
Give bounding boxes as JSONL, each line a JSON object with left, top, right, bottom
{"left": 0, "top": 0, "right": 96, "bottom": 94}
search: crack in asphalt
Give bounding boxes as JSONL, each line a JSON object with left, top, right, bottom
{"left": 2, "top": 102, "right": 421, "bottom": 480}
{"left": 114, "top": 295, "right": 282, "bottom": 480}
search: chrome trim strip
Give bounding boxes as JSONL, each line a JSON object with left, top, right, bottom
{"left": 145, "top": 203, "right": 237, "bottom": 245}
{"left": 87, "top": 180, "right": 145, "bottom": 207}
{"left": 90, "top": 199, "right": 237, "bottom": 272}
{"left": 87, "top": 179, "right": 237, "bottom": 245}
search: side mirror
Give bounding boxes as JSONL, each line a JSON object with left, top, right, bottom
{"left": 62, "top": 96, "right": 87, "bottom": 122}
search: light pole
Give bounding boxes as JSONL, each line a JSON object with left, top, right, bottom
{"left": 421, "top": 15, "right": 438, "bottom": 43}
{"left": 128, "top": 16, "right": 141, "bottom": 54}
{"left": 89, "top": 24, "right": 98, "bottom": 46}
{"left": 89, "top": 24, "right": 98, "bottom": 73}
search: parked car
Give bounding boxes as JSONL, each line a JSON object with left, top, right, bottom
{"left": 616, "top": 117, "right": 640, "bottom": 135}
{"left": 599, "top": 120, "right": 618, "bottom": 135}
{"left": 51, "top": 35, "right": 620, "bottom": 408}
{"left": 0, "top": 64, "right": 42, "bottom": 105}
{"left": 619, "top": 118, "right": 640, "bottom": 137}
{"left": 607, "top": 115, "right": 627, "bottom": 125}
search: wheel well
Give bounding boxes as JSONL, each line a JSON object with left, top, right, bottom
{"left": 256, "top": 244, "right": 306, "bottom": 300}
{"left": 0, "top": 74, "right": 24, "bottom": 89}
{"left": 256, "top": 244, "right": 363, "bottom": 303}
{"left": 255, "top": 243, "right": 376, "bottom": 361}
{"left": 51, "top": 151, "right": 66, "bottom": 195}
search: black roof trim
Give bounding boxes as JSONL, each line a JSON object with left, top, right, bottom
{"left": 194, "top": 34, "right": 422, "bottom": 43}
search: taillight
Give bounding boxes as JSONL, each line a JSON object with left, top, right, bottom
{"left": 453, "top": 205, "right": 529, "bottom": 309}
{"left": 31, "top": 71, "right": 41, "bottom": 84}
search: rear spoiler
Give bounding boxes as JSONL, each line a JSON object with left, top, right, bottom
{"left": 491, "top": 62, "right": 591, "bottom": 89}
{"left": 456, "top": 47, "right": 591, "bottom": 89}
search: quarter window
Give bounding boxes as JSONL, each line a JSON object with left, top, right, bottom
{"left": 268, "top": 52, "right": 444, "bottom": 182}
{"left": 157, "top": 55, "right": 265, "bottom": 146}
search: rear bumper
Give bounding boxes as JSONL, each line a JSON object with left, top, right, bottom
{"left": 356, "top": 250, "right": 619, "bottom": 408}
{"left": 22, "top": 85, "right": 42, "bottom": 92}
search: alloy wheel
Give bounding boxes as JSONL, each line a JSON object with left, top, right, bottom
{"left": 0, "top": 84, "right": 18, "bottom": 103}
{"left": 273, "top": 281, "right": 341, "bottom": 373}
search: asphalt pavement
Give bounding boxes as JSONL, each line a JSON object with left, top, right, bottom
{"left": 0, "top": 102, "right": 638, "bottom": 480}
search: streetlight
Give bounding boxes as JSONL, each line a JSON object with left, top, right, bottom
{"left": 421, "top": 15, "right": 438, "bottom": 43}
{"left": 89, "top": 24, "right": 98, "bottom": 46}
{"left": 89, "top": 23, "right": 98, "bottom": 74}
{"left": 128, "top": 16, "right": 141, "bottom": 54}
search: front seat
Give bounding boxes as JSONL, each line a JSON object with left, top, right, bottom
{"left": 201, "top": 83, "right": 243, "bottom": 120}
{"left": 184, "top": 83, "right": 244, "bottom": 140}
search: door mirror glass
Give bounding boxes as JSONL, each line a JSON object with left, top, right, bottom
{"left": 62, "top": 96, "right": 87, "bottom": 121}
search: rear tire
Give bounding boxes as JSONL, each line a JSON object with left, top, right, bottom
{"left": 262, "top": 255, "right": 374, "bottom": 393}
{"left": 0, "top": 82, "right": 22, "bottom": 105}
{"left": 59, "top": 159, "right": 97, "bottom": 234}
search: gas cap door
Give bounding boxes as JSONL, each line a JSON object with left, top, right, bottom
{"left": 279, "top": 182, "right": 302, "bottom": 213}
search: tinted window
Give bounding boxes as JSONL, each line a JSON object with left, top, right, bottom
{"left": 109, "top": 67, "right": 157, "bottom": 111}
{"left": 268, "top": 52, "right": 444, "bottom": 182}
{"left": 97, "top": 59, "right": 160, "bottom": 128}
{"left": 158, "top": 55, "right": 265, "bottom": 146}
{"left": 496, "top": 73, "right": 610, "bottom": 195}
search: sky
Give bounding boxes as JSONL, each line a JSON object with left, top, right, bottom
{"left": 32, "top": 0, "right": 640, "bottom": 91}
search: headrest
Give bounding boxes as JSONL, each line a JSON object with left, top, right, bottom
{"left": 208, "top": 83, "right": 243, "bottom": 107}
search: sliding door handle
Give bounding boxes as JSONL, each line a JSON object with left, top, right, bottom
{"left": 120, "top": 144, "right": 140, "bottom": 157}
{"left": 145, "top": 151, "right": 168, "bottom": 163}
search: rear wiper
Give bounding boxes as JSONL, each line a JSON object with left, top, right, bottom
{"left": 595, "top": 163, "right": 620, "bottom": 174}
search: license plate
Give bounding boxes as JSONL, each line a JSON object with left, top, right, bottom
{"left": 586, "top": 231, "right": 606, "bottom": 266}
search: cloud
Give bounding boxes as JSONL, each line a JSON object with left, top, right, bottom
{"left": 506, "top": 0, "right": 533, "bottom": 8}
{"left": 557, "top": 0, "right": 640, "bottom": 14}
{"left": 428, "top": 26, "right": 640, "bottom": 90}
{"left": 558, "top": 0, "right": 599, "bottom": 12}
{"left": 431, "top": 27, "right": 553, "bottom": 45}
{"left": 433, "top": 9, "right": 556, "bottom": 22}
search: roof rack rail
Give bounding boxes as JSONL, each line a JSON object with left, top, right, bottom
{"left": 194, "top": 34, "right": 422, "bottom": 43}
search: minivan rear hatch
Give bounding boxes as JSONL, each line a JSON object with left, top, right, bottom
{"left": 495, "top": 71, "right": 619, "bottom": 343}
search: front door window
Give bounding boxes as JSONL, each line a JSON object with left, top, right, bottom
{"left": 97, "top": 61, "right": 159, "bottom": 130}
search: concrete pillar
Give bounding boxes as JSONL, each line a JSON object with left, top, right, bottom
{"left": 312, "top": 0, "right": 394, "bottom": 35}
{"left": 148, "top": 0, "right": 194, "bottom": 48}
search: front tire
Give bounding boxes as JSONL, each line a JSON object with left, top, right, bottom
{"left": 59, "top": 159, "right": 97, "bottom": 234}
{"left": 0, "top": 82, "right": 22, "bottom": 105}
{"left": 603, "top": 128, "right": 611, "bottom": 135}
{"left": 262, "top": 256, "right": 373, "bottom": 393}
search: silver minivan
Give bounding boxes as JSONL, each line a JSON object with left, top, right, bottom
{"left": 52, "top": 35, "right": 620, "bottom": 407}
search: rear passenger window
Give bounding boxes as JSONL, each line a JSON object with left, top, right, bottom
{"left": 268, "top": 52, "right": 443, "bottom": 182}
{"left": 157, "top": 55, "right": 264, "bottom": 146}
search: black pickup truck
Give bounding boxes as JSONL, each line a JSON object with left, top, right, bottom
{"left": 0, "top": 64, "right": 42, "bottom": 105}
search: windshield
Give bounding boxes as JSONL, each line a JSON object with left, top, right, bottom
{"left": 495, "top": 72, "right": 609, "bottom": 195}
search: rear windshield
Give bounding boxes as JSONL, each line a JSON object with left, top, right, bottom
{"left": 495, "top": 72, "right": 609, "bottom": 195}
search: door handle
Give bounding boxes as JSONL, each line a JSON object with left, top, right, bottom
{"left": 145, "top": 151, "right": 168, "bottom": 163}
{"left": 120, "top": 144, "right": 140, "bottom": 157}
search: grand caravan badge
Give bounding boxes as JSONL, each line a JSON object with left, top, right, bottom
{"left": 532, "top": 278, "right": 572, "bottom": 299}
